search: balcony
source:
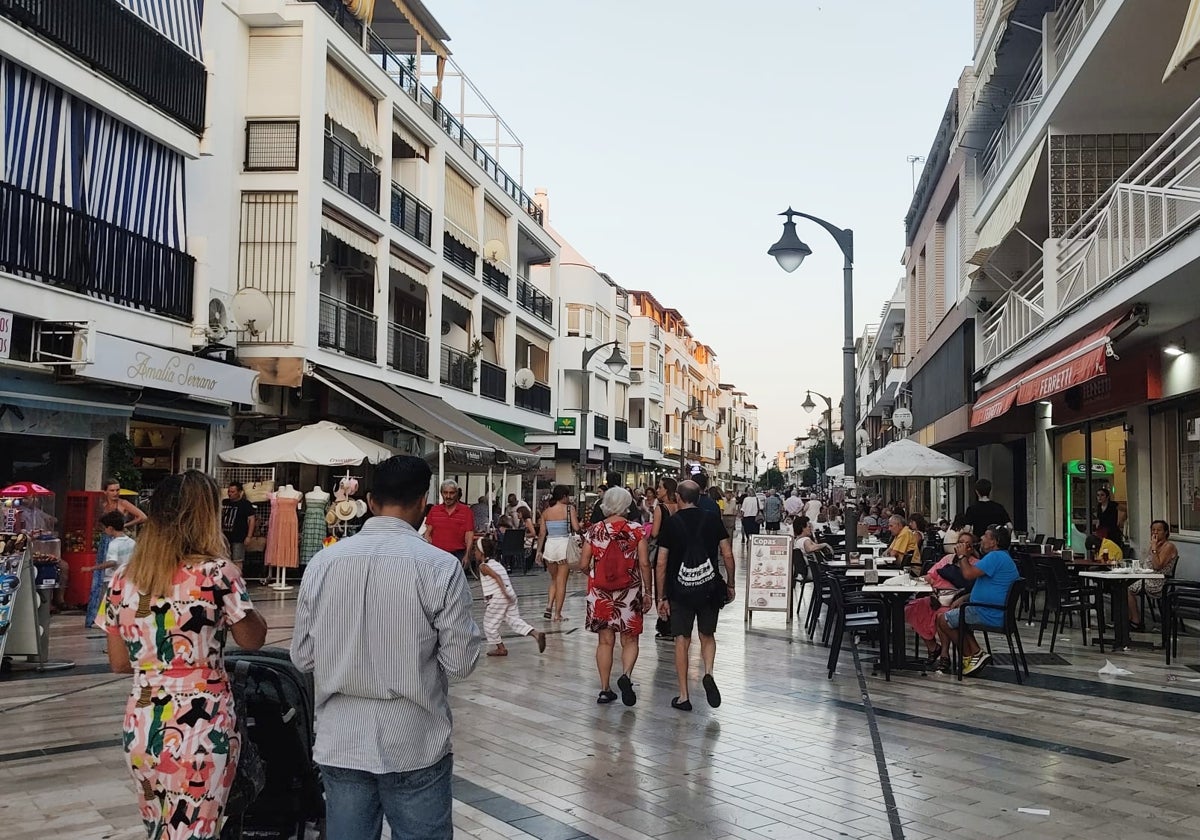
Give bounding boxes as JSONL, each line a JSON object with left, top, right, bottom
{"left": 390, "top": 184, "right": 432, "bottom": 248}
{"left": 302, "top": 0, "right": 543, "bottom": 227}
{"left": 514, "top": 381, "right": 551, "bottom": 415}
{"left": 981, "top": 92, "right": 1200, "bottom": 365}
{"left": 479, "top": 359, "right": 506, "bottom": 402}
{"left": 516, "top": 278, "right": 553, "bottom": 324}
{"left": 387, "top": 322, "right": 429, "bottom": 378}
{"left": 593, "top": 414, "right": 609, "bottom": 441}
{"left": 440, "top": 345, "right": 474, "bottom": 392}
{"left": 0, "top": 0, "right": 207, "bottom": 133}
{"left": 648, "top": 425, "right": 664, "bottom": 452}
{"left": 482, "top": 262, "right": 509, "bottom": 296}
{"left": 319, "top": 294, "right": 377, "bottom": 361}
{"left": 0, "top": 180, "right": 194, "bottom": 321}
{"left": 444, "top": 233, "right": 477, "bottom": 275}
{"left": 615, "top": 419, "right": 628, "bottom": 443}
{"left": 324, "top": 133, "right": 380, "bottom": 212}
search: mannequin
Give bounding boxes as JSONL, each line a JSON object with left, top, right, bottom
{"left": 265, "top": 485, "right": 302, "bottom": 590}
{"left": 301, "top": 485, "right": 331, "bottom": 565}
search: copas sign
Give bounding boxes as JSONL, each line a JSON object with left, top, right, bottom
{"left": 83, "top": 333, "right": 259, "bottom": 404}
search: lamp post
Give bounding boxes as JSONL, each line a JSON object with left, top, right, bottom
{"left": 802, "top": 390, "right": 833, "bottom": 499}
{"left": 678, "top": 397, "right": 705, "bottom": 478}
{"left": 578, "top": 340, "right": 628, "bottom": 497}
{"left": 770, "top": 207, "right": 857, "bottom": 545}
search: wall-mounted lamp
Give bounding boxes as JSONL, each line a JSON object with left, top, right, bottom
{"left": 1164, "top": 340, "right": 1186, "bottom": 357}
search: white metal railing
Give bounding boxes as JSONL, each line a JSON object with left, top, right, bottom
{"left": 1057, "top": 93, "right": 1200, "bottom": 307}
{"left": 980, "top": 55, "right": 1044, "bottom": 194}
{"left": 1053, "top": 0, "right": 1103, "bottom": 71}
{"left": 979, "top": 255, "right": 1047, "bottom": 364}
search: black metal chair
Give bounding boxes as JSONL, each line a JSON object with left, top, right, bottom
{"left": 1012, "top": 552, "right": 1046, "bottom": 623}
{"left": 805, "top": 558, "right": 832, "bottom": 639}
{"left": 1032, "top": 534, "right": 1046, "bottom": 545}
{"left": 792, "top": 548, "right": 814, "bottom": 616}
{"left": 1037, "top": 560, "right": 1103, "bottom": 653}
{"left": 1164, "top": 580, "right": 1200, "bottom": 665}
{"left": 497, "top": 528, "right": 528, "bottom": 574}
{"left": 950, "top": 579, "right": 1029, "bottom": 683}
{"left": 1044, "top": 537, "right": 1065, "bottom": 551}
{"left": 825, "top": 574, "right": 889, "bottom": 680}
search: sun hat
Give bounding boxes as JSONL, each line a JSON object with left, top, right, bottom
{"left": 333, "top": 499, "right": 358, "bottom": 521}
{"left": 325, "top": 508, "right": 337, "bottom": 526}
{"left": 354, "top": 498, "right": 368, "bottom": 518}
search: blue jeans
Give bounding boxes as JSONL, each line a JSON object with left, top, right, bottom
{"left": 322, "top": 753, "right": 453, "bottom": 840}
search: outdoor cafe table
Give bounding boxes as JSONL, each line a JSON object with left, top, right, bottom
{"left": 845, "top": 568, "right": 903, "bottom": 578}
{"left": 862, "top": 579, "right": 934, "bottom": 672}
{"left": 1078, "top": 569, "right": 1165, "bottom": 650}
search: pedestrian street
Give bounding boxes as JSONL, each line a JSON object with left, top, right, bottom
{"left": 2, "top": 536, "right": 1199, "bottom": 840}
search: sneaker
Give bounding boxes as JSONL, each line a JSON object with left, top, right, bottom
{"left": 962, "top": 652, "right": 991, "bottom": 675}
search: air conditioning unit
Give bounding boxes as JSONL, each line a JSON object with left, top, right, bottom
{"left": 629, "top": 370, "right": 645, "bottom": 384}
{"left": 34, "top": 321, "right": 95, "bottom": 369}
{"left": 203, "top": 289, "right": 238, "bottom": 346}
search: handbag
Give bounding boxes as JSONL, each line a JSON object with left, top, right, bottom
{"left": 567, "top": 533, "right": 583, "bottom": 564}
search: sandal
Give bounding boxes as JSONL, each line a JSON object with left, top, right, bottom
{"left": 486, "top": 646, "right": 508, "bottom": 657}
{"left": 597, "top": 690, "right": 618, "bottom": 704}
{"left": 543, "top": 610, "right": 552, "bottom": 620}
{"left": 617, "top": 674, "right": 636, "bottom": 707}
{"left": 531, "top": 630, "right": 547, "bottom": 653}
{"left": 670, "top": 696, "right": 692, "bottom": 712}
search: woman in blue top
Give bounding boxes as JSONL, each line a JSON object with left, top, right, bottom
{"left": 933, "top": 525, "right": 1019, "bottom": 676}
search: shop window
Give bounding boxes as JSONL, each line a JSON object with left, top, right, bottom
{"left": 1180, "top": 410, "right": 1200, "bottom": 532}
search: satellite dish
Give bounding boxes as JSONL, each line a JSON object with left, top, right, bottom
{"left": 483, "top": 238, "right": 507, "bottom": 265}
{"left": 232, "top": 288, "right": 274, "bottom": 337}
{"left": 441, "top": 320, "right": 452, "bottom": 336}
{"left": 514, "top": 367, "right": 535, "bottom": 390}
{"left": 892, "top": 407, "right": 914, "bottom": 431}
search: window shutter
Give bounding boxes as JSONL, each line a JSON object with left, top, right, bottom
{"left": 248, "top": 35, "right": 302, "bottom": 117}
{"left": 567, "top": 305, "right": 580, "bottom": 336}
{"left": 444, "top": 166, "right": 479, "bottom": 250}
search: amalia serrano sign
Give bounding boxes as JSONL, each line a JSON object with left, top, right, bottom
{"left": 84, "top": 334, "right": 259, "bottom": 404}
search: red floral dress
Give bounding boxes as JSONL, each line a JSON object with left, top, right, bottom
{"left": 585, "top": 519, "right": 646, "bottom": 635}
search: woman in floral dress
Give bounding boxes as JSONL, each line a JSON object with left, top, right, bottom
{"left": 580, "top": 487, "right": 651, "bottom": 707}
{"left": 105, "top": 470, "right": 268, "bottom": 840}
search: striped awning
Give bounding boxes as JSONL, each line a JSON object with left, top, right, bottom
{"left": 393, "top": 118, "right": 427, "bottom": 158}
{"left": 326, "top": 62, "right": 383, "bottom": 157}
{"left": 969, "top": 143, "right": 1044, "bottom": 266}
{"left": 321, "top": 214, "right": 377, "bottom": 257}
{"left": 441, "top": 283, "right": 474, "bottom": 312}
{"left": 390, "top": 253, "right": 427, "bottom": 287}
{"left": 483, "top": 201, "right": 509, "bottom": 266}
{"left": 444, "top": 166, "right": 479, "bottom": 250}
{"left": 343, "top": 0, "right": 377, "bottom": 22}
{"left": 1165, "top": 0, "right": 1200, "bottom": 82}
{"left": 117, "top": 0, "right": 203, "bottom": 60}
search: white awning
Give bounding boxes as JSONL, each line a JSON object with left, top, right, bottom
{"left": 483, "top": 201, "right": 509, "bottom": 266}
{"left": 343, "top": 0, "right": 377, "bottom": 22}
{"left": 969, "top": 143, "right": 1043, "bottom": 266}
{"left": 441, "top": 283, "right": 474, "bottom": 312}
{"left": 321, "top": 214, "right": 378, "bottom": 258}
{"left": 393, "top": 117, "right": 428, "bottom": 158}
{"left": 444, "top": 166, "right": 479, "bottom": 250}
{"left": 1165, "top": 0, "right": 1200, "bottom": 82}
{"left": 326, "top": 61, "right": 383, "bottom": 157}
{"left": 390, "top": 253, "right": 427, "bottom": 287}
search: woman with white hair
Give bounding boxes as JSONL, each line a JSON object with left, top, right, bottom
{"left": 580, "top": 486, "right": 651, "bottom": 706}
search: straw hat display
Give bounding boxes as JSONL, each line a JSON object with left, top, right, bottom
{"left": 325, "top": 508, "right": 338, "bottom": 526}
{"left": 333, "top": 499, "right": 358, "bottom": 521}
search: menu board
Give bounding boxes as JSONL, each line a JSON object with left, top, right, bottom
{"left": 746, "top": 534, "right": 793, "bottom": 615}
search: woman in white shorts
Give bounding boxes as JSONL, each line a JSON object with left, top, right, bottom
{"left": 536, "top": 484, "right": 580, "bottom": 621}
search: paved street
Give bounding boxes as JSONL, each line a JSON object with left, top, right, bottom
{"left": 2, "top": 540, "right": 1200, "bottom": 840}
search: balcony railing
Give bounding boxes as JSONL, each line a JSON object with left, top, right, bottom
{"left": 0, "top": 181, "right": 194, "bottom": 321}
{"left": 980, "top": 55, "right": 1044, "bottom": 195}
{"left": 648, "top": 427, "right": 664, "bottom": 452}
{"left": 593, "top": 414, "right": 609, "bottom": 441}
{"left": 387, "top": 322, "right": 429, "bottom": 378}
{"left": 0, "top": 0, "right": 207, "bottom": 133}
{"left": 615, "top": 419, "right": 628, "bottom": 442}
{"left": 444, "top": 232, "right": 477, "bottom": 275}
{"left": 514, "top": 381, "right": 551, "bottom": 415}
{"left": 516, "top": 278, "right": 553, "bottom": 324}
{"left": 302, "top": 1, "right": 543, "bottom": 227}
{"left": 319, "top": 293, "right": 377, "bottom": 361}
{"left": 482, "top": 262, "right": 509, "bottom": 296}
{"left": 390, "top": 184, "right": 432, "bottom": 247}
{"left": 324, "top": 133, "right": 380, "bottom": 212}
{"left": 440, "top": 345, "right": 474, "bottom": 392}
{"left": 479, "top": 359, "right": 506, "bottom": 402}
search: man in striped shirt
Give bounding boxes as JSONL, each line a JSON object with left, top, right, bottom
{"left": 292, "top": 455, "right": 483, "bottom": 839}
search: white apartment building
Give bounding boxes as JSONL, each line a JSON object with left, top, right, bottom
{"left": 857, "top": 280, "right": 908, "bottom": 451}
{"left": 718, "top": 385, "right": 759, "bottom": 490}
{"left": 196, "top": 0, "right": 560, "bottom": 491}
{"left": 0, "top": 0, "right": 257, "bottom": 511}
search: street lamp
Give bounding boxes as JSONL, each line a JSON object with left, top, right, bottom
{"left": 578, "top": 340, "right": 628, "bottom": 495}
{"left": 770, "top": 207, "right": 858, "bottom": 545}
{"left": 802, "top": 389, "right": 833, "bottom": 500}
{"left": 678, "top": 397, "right": 705, "bottom": 477}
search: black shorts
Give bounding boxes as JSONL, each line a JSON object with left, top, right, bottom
{"left": 764, "top": 520, "right": 781, "bottom": 532}
{"left": 742, "top": 516, "right": 760, "bottom": 536}
{"left": 669, "top": 599, "right": 720, "bottom": 637}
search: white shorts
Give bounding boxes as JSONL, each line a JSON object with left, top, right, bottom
{"left": 542, "top": 535, "right": 571, "bottom": 564}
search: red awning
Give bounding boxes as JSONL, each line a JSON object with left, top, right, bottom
{"left": 970, "top": 316, "right": 1125, "bottom": 427}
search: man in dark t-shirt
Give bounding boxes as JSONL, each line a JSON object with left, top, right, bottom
{"left": 655, "top": 480, "right": 736, "bottom": 712}
{"left": 961, "top": 478, "right": 1012, "bottom": 539}
{"left": 221, "top": 482, "right": 257, "bottom": 567}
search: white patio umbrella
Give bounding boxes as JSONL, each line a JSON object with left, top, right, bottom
{"left": 219, "top": 420, "right": 397, "bottom": 466}
{"left": 827, "top": 438, "right": 973, "bottom": 479}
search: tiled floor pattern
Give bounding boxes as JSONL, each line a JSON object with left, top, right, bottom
{"left": 3, "top": 544, "right": 1200, "bottom": 839}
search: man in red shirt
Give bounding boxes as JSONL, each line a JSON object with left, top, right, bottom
{"left": 425, "top": 479, "right": 475, "bottom": 571}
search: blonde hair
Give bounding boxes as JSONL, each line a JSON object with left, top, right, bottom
{"left": 126, "top": 470, "right": 228, "bottom": 598}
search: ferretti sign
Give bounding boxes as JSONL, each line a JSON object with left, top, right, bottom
{"left": 84, "top": 334, "right": 259, "bottom": 404}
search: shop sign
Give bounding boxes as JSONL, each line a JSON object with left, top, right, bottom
{"left": 83, "top": 334, "right": 259, "bottom": 404}
{"left": 554, "top": 417, "right": 576, "bottom": 435}
{"left": 0, "top": 310, "right": 11, "bottom": 360}
{"left": 745, "top": 534, "right": 792, "bottom": 616}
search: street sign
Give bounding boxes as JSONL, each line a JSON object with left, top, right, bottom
{"left": 554, "top": 417, "right": 576, "bottom": 435}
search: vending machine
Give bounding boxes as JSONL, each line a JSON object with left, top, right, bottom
{"left": 1062, "top": 459, "right": 1115, "bottom": 549}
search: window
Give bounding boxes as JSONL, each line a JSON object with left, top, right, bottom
{"left": 616, "top": 317, "right": 629, "bottom": 349}
{"left": 1180, "top": 408, "right": 1200, "bottom": 532}
{"left": 616, "top": 384, "right": 628, "bottom": 420}
{"left": 594, "top": 308, "right": 610, "bottom": 341}
{"left": 566, "top": 304, "right": 595, "bottom": 337}
{"left": 656, "top": 353, "right": 664, "bottom": 382}
{"left": 630, "top": 342, "right": 645, "bottom": 369}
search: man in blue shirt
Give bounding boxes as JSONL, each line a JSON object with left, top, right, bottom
{"left": 934, "top": 525, "right": 1019, "bottom": 676}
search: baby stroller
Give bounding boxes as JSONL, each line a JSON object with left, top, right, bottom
{"left": 222, "top": 647, "right": 324, "bottom": 840}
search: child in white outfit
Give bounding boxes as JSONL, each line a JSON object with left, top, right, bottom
{"left": 478, "top": 537, "right": 546, "bottom": 657}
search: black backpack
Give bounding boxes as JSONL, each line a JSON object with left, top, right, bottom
{"left": 674, "top": 519, "right": 718, "bottom": 607}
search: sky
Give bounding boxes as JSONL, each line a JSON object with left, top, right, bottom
{"left": 429, "top": 0, "right": 974, "bottom": 461}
